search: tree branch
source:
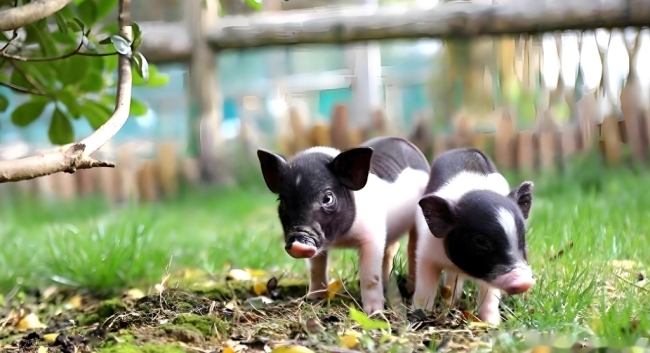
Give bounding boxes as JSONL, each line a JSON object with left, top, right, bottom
{"left": 0, "top": 79, "right": 46, "bottom": 95}
{"left": 0, "top": 0, "right": 132, "bottom": 183}
{"left": 1, "top": 35, "right": 85, "bottom": 62}
{"left": 0, "top": 0, "right": 74, "bottom": 32}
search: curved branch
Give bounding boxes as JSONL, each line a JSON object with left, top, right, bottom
{"left": 0, "top": 0, "right": 73, "bottom": 32}
{"left": 0, "top": 0, "right": 132, "bottom": 183}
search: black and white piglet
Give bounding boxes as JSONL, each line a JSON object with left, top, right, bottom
{"left": 412, "top": 147, "right": 535, "bottom": 325}
{"left": 257, "top": 136, "right": 430, "bottom": 315}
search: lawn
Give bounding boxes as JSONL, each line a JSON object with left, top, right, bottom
{"left": 0, "top": 153, "right": 649, "bottom": 352}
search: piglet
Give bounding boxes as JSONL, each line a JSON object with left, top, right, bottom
{"left": 257, "top": 136, "right": 430, "bottom": 315}
{"left": 412, "top": 147, "right": 535, "bottom": 325}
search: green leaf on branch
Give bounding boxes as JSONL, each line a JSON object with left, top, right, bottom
{"left": 132, "top": 21, "right": 143, "bottom": 50}
{"left": 132, "top": 52, "right": 149, "bottom": 82}
{"left": 11, "top": 98, "right": 50, "bottom": 127}
{"left": 54, "top": 12, "right": 69, "bottom": 35}
{"left": 79, "top": 71, "right": 104, "bottom": 93}
{"left": 77, "top": 0, "right": 98, "bottom": 28}
{"left": 49, "top": 107, "right": 75, "bottom": 145}
{"left": 130, "top": 98, "right": 148, "bottom": 116}
{"left": 244, "top": 0, "right": 263, "bottom": 11}
{"left": 25, "top": 24, "right": 59, "bottom": 57}
{"left": 96, "top": 0, "right": 118, "bottom": 19}
{"left": 60, "top": 55, "right": 90, "bottom": 86}
{"left": 0, "top": 95, "right": 9, "bottom": 113}
{"left": 72, "top": 18, "right": 86, "bottom": 33}
{"left": 57, "top": 89, "right": 81, "bottom": 119}
{"left": 82, "top": 36, "right": 96, "bottom": 51}
{"left": 80, "top": 100, "right": 112, "bottom": 130}
{"left": 110, "top": 35, "right": 131, "bottom": 55}
{"left": 99, "top": 37, "right": 112, "bottom": 45}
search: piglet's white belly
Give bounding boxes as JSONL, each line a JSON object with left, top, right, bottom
{"left": 346, "top": 168, "right": 430, "bottom": 246}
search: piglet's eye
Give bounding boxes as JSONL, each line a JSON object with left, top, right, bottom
{"left": 322, "top": 192, "right": 335, "bottom": 206}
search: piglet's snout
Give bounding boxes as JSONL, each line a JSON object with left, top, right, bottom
{"left": 492, "top": 267, "right": 535, "bottom": 295}
{"left": 285, "top": 234, "right": 317, "bottom": 259}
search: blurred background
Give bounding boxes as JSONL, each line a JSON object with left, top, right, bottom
{"left": 0, "top": 0, "right": 649, "bottom": 301}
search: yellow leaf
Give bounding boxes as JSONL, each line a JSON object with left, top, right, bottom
{"left": 253, "top": 282, "right": 267, "bottom": 296}
{"left": 67, "top": 295, "right": 83, "bottom": 310}
{"left": 530, "top": 346, "right": 553, "bottom": 353}
{"left": 16, "top": 313, "right": 46, "bottom": 330}
{"left": 339, "top": 331, "right": 361, "bottom": 349}
{"left": 223, "top": 347, "right": 235, "bottom": 353}
{"left": 125, "top": 289, "right": 145, "bottom": 299}
{"left": 327, "top": 279, "right": 343, "bottom": 299}
{"left": 38, "top": 347, "right": 48, "bottom": 353}
{"left": 440, "top": 285, "right": 452, "bottom": 300}
{"left": 270, "top": 345, "right": 315, "bottom": 353}
{"left": 227, "top": 269, "right": 252, "bottom": 281}
{"left": 43, "top": 333, "right": 59, "bottom": 343}
{"left": 244, "top": 268, "right": 267, "bottom": 279}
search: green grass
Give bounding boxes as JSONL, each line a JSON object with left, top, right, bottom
{"left": 1, "top": 153, "right": 649, "bottom": 346}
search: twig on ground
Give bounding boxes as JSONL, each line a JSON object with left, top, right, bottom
{"left": 0, "top": 0, "right": 133, "bottom": 183}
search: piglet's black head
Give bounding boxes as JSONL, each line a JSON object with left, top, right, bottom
{"left": 257, "top": 147, "right": 374, "bottom": 259}
{"left": 419, "top": 181, "right": 536, "bottom": 295}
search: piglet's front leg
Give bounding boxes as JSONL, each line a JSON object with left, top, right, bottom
{"left": 358, "top": 237, "right": 387, "bottom": 315}
{"left": 307, "top": 251, "right": 329, "bottom": 301}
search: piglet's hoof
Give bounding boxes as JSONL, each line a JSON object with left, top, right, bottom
{"left": 306, "top": 290, "right": 327, "bottom": 302}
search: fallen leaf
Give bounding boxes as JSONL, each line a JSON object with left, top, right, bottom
{"left": 227, "top": 269, "right": 252, "bottom": 281}
{"left": 305, "top": 317, "right": 324, "bottom": 334}
{"left": 440, "top": 285, "right": 452, "bottom": 300}
{"left": 266, "top": 277, "right": 278, "bottom": 291}
{"left": 327, "top": 279, "right": 343, "bottom": 299}
{"left": 270, "top": 345, "right": 315, "bottom": 353}
{"left": 125, "top": 288, "right": 145, "bottom": 299}
{"left": 253, "top": 282, "right": 267, "bottom": 296}
{"left": 223, "top": 347, "right": 236, "bottom": 353}
{"left": 530, "top": 346, "right": 552, "bottom": 353}
{"left": 339, "top": 331, "right": 361, "bottom": 349}
{"left": 16, "top": 313, "right": 46, "bottom": 330}
{"left": 244, "top": 268, "right": 267, "bottom": 279}
{"left": 349, "top": 306, "right": 388, "bottom": 330}
{"left": 43, "top": 333, "right": 59, "bottom": 343}
{"left": 462, "top": 311, "right": 481, "bottom": 323}
{"left": 38, "top": 347, "right": 48, "bottom": 353}
{"left": 42, "top": 286, "right": 58, "bottom": 300}
{"left": 225, "top": 300, "right": 237, "bottom": 310}
{"left": 66, "top": 295, "right": 83, "bottom": 310}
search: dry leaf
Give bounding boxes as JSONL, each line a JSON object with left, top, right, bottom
{"left": 43, "top": 333, "right": 59, "bottom": 343}
{"left": 305, "top": 317, "right": 324, "bottom": 334}
{"left": 38, "top": 347, "right": 48, "bottom": 353}
{"left": 253, "top": 282, "right": 267, "bottom": 296}
{"left": 225, "top": 300, "right": 237, "bottom": 310}
{"left": 440, "top": 285, "right": 452, "bottom": 300}
{"left": 339, "top": 331, "right": 361, "bottom": 349}
{"left": 270, "top": 345, "right": 315, "bottom": 353}
{"left": 67, "top": 295, "right": 83, "bottom": 310}
{"left": 42, "top": 286, "right": 58, "bottom": 300}
{"left": 462, "top": 311, "right": 481, "bottom": 323}
{"left": 244, "top": 268, "right": 267, "bottom": 279}
{"left": 327, "top": 279, "right": 343, "bottom": 299}
{"left": 227, "top": 269, "right": 252, "bottom": 281}
{"left": 530, "top": 346, "right": 553, "bottom": 353}
{"left": 125, "top": 289, "right": 145, "bottom": 299}
{"left": 16, "top": 313, "right": 46, "bottom": 330}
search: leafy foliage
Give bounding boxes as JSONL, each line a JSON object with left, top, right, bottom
{"left": 0, "top": 0, "right": 170, "bottom": 145}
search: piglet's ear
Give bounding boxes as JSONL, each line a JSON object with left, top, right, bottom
{"left": 257, "top": 149, "right": 287, "bottom": 194}
{"left": 508, "top": 181, "right": 534, "bottom": 219}
{"left": 419, "top": 195, "right": 456, "bottom": 238}
{"left": 330, "top": 147, "right": 373, "bottom": 191}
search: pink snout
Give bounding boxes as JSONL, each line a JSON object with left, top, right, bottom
{"left": 286, "top": 241, "right": 317, "bottom": 259}
{"left": 491, "top": 268, "right": 535, "bottom": 295}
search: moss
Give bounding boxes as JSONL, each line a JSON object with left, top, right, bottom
{"left": 77, "top": 313, "right": 101, "bottom": 326}
{"left": 171, "top": 313, "right": 229, "bottom": 336}
{"left": 96, "top": 298, "right": 128, "bottom": 319}
{"left": 159, "top": 324, "right": 204, "bottom": 344}
{"left": 188, "top": 278, "right": 309, "bottom": 301}
{"left": 189, "top": 280, "right": 254, "bottom": 301}
{"left": 98, "top": 342, "right": 188, "bottom": 353}
{"left": 175, "top": 302, "right": 193, "bottom": 312}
